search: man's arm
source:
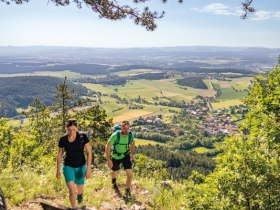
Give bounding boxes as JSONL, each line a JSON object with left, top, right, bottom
{"left": 105, "top": 143, "right": 113, "bottom": 169}
{"left": 130, "top": 142, "right": 135, "bottom": 160}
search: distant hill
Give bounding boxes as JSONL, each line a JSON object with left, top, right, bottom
{"left": 0, "top": 76, "right": 88, "bottom": 117}
{"left": 0, "top": 46, "right": 279, "bottom": 74}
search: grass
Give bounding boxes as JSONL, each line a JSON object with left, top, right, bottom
{"left": 1, "top": 166, "right": 186, "bottom": 210}
{"left": 230, "top": 78, "right": 253, "bottom": 91}
{"left": 135, "top": 138, "right": 165, "bottom": 146}
{"left": 193, "top": 142, "right": 225, "bottom": 154}
{"left": 112, "top": 110, "right": 152, "bottom": 123}
{"left": 82, "top": 77, "right": 253, "bottom": 116}
{"left": 203, "top": 80, "right": 214, "bottom": 90}
{"left": 33, "top": 70, "right": 82, "bottom": 79}
{"left": 211, "top": 99, "right": 243, "bottom": 109}
{"left": 209, "top": 77, "right": 252, "bottom": 101}
{"left": 115, "top": 69, "right": 162, "bottom": 77}
{"left": 82, "top": 79, "right": 215, "bottom": 102}
{"left": 0, "top": 70, "right": 84, "bottom": 79}
{"left": 218, "top": 88, "right": 247, "bottom": 100}
{"left": 192, "top": 147, "right": 211, "bottom": 154}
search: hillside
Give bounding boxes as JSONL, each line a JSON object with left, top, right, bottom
{"left": 0, "top": 76, "right": 89, "bottom": 117}
{"left": 1, "top": 46, "right": 279, "bottom": 76}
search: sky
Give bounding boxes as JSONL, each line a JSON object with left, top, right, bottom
{"left": 0, "top": 0, "right": 279, "bottom": 48}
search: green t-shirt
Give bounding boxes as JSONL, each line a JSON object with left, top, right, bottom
{"left": 108, "top": 131, "right": 134, "bottom": 160}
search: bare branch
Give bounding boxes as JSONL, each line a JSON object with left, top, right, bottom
{"left": 241, "top": 0, "right": 255, "bottom": 19}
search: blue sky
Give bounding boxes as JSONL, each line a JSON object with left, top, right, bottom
{"left": 0, "top": 0, "right": 279, "bottom": 48}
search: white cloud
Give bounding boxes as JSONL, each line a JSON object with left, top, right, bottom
{"left": 252, "top": 10, "right": 280, "bottom": 20}
{"left": 273, "top": 11, "right": 280, "bottom": 18}
{"left": 253, "top": 11, "right": 273, "bottom": 20}
{"left": 193, "top": 3, "right": 280, "bottom": 21}
{"left": 192, "top": 3, "right": 242, "bottom": 16}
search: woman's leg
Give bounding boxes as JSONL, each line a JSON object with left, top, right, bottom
{"left": 63, "top": 166, "right": 77, "bottom": 208}
{"left": 66, "top": 181, "right": 77, "bottom": 208}
{"left": 75, "top": 165, "right": 86, "bottom": 204}
{"left": 76, "top": 184, "right": 84, "bottom": 204}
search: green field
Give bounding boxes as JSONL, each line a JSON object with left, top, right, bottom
{"left": 203, "top": 80, "right": 214, "bottom": 90}
{"left": 206, "top": 77, "right": 253, "bottom": 109}
{"left": 210, "top": 77, "right": 252, "bottom": 101}
{"left": 230, "top": 77, "right": 253, "bottom": 91}
{"left": 192, "top": 142, "right": 224, "bottom": 154}
{"left": 115, "top": 69, "right": 162, "bottom": 77}
{"left": 83, "top": 79, "right": 214, "bottom": 121}
{"left": 218, "top": 88, "right": 247, "bottom": 100}
{"left": 192, "top": 147, "right": 211, "bottom": 154}
{"left": 135, "top": 138, "right": 165, "bottom": 146}
{"left": 0, "top": 70, "right": 86, "bottom": 79}
{"left": 83, "top": 79, "right": 215, "bottom": 102}
{"left": 211, "top": 99, "right": 243, "bottom": 109}
{"left": 83, "top": 76, "right": 252, "bottom": 119}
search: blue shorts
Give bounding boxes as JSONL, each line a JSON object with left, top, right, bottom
{"left": 63, "top": 164, "right": 86, "bottom": 185}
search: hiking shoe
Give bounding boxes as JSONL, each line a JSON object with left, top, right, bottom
{"left": 113, "top": 183, "right": 119, "bottom": 192}
{"left": 77, "top": 194, "right": 83, "bottom": 204}
{"left": 125, "top": 188, "right": 131, "bottom": 198}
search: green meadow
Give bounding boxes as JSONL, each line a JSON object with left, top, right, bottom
{"left": 82, "top": 79, "right": 216, "bottom": 102}
{"left": 205, "top": 77, "right": 253, "bottom": 109}
{"left": 134, "top": 138, "right": 165, "bottom": 146}
{"left": 82, "top": 76, "right": 253, "bottom": 121}
{"left": 211, "top": 99, "right": 243, "bottom": 109}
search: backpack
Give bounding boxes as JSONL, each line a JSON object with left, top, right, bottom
{"left": 112, "top": 129, "right": 133, "bottom": 156}
{"left": 78, "top": 131, "right": 87, "bottom": 146}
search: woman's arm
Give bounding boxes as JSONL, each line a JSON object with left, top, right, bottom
{"left": 85, "top": 142, "right": 92, "bottom": 179}
{"left": 56, "top": 148, "right": 63, "bottom": 179}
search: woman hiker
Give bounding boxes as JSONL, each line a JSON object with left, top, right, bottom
{"left": 56, "top": 118, "right": 92, "bottom": 208}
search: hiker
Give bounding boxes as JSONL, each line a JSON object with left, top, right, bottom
{"left": 56, "top": 118, "right": 92, "bottom": 208}
{"left": 105, "top": 120, "right": 135, "bottom": 197}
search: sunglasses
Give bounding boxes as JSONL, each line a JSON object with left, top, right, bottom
{"left": 67, "top": 119, "right": 77, "bottom": 127}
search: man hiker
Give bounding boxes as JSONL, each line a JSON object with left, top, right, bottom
{"left": 105, "top": 121, "right": 135, "bottom": 197}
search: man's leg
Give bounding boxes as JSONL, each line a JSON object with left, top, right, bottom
{"left": 125, "top": 169, "right": 133, "bottom": 189}
{"left": 111, "top": 158, "right": 121, "bottom": 191}
{"left": 123, "top": 154, "right": 133, "bottom": 196}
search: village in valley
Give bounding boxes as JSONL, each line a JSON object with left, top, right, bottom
{"left": 130, "top": 95, "right": 247, "bottom": 147}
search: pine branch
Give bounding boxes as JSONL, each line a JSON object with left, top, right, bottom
{"left": 0, "top": 0, "right": 256, "bottom": 30}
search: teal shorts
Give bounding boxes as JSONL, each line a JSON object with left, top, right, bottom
{"left": 63, "top": 164, "right": 86, "bottom": 185}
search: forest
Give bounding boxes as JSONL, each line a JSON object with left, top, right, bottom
{"left": 0, "top": 76, "right": 88, "bottom": 117}
{"left": 177, "top": 77, "right": 208, "bottom": 89}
